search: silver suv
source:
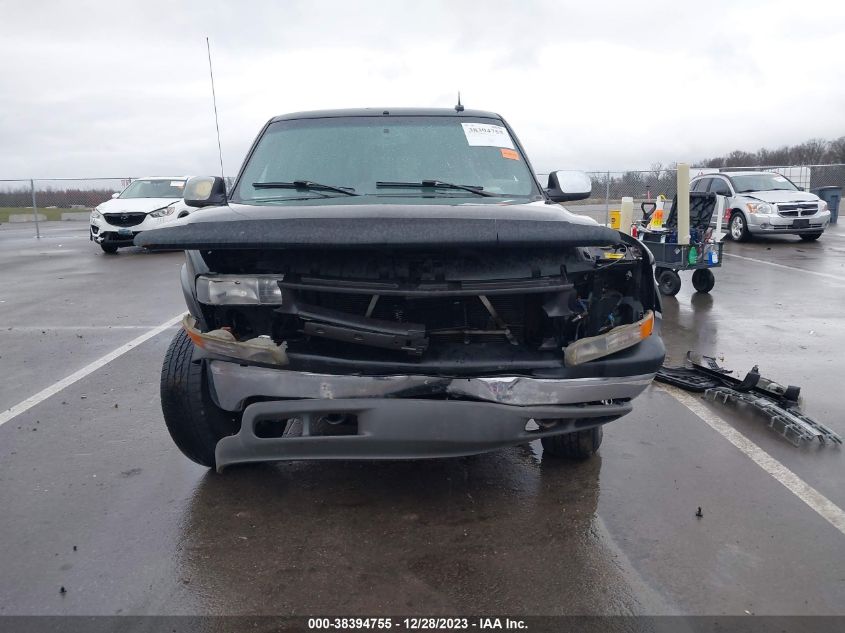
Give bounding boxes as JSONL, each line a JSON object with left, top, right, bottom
{"left": 690, "top": 171, "right": 831, "bottom": 242}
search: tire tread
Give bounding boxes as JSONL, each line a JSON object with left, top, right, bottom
{"left": 160, "top": 329, "right": 236, "bottom": 468}
{"left": 541, "top": 427, "right": 603, "bottom": 460}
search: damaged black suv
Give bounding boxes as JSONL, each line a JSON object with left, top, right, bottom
{"left": 137, "top": 108, "right": 664, "bottom": 471}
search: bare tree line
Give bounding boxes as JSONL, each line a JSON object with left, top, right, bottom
{"left": 698, "top": 135, "right": 845, "bottom": 168}
{"left": 579, "top": 136, "right": 845, "bottom": 202}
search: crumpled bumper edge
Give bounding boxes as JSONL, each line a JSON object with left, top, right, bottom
{"left": 207, "top": 360, "right": 655, "bottom": 410}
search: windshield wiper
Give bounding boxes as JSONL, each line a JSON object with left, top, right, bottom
{"left": 376, "top": 180, "right": 494, "bottom": 197}
{"left": 252, "top": 181, "right": 359, "bottom": 196}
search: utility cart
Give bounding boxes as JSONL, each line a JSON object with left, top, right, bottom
{"left": 637, "top": 192, "right": 724, "bottom": 296}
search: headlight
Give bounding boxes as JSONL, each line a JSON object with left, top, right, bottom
{"left": 564, "top": 311, "right": 654, "bottom": 366}
{"left": 91, "top": 209, "right": 103, "bottom": 220}
{"left": 196, "top": 275, "right": 285, "bottom": 305}
{"left": 818, "top": 201, "right": 828, "bottom": 213}
{"left": 746, "top": 202, "right": 773, "bottom": 215}
{"left": 150, "top": 203, "right": 178, "bottom": 218}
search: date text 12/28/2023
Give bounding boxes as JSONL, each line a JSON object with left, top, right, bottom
{"left": 307, "top": 617, "right": 528, "bottom": 630}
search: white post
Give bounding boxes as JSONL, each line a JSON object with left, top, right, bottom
{"left": 676, "top": 163, "right": 690, "bottom": 245}
{"left": 619, "top": 196, "right": 634, "bottom": 235}
{"left": 714, "top": 196, "right": 726, "bottom": 242}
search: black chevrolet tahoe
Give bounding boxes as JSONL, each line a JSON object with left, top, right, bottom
{"left": 136, "top": 108, "right": 664, "bottom": 472}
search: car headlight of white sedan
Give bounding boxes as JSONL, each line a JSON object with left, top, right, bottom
{"left": 149, "top": 203, "right": 179, "bottom": 218}
{"left": 91, "top": 208, "right": 103, "bottom": 220}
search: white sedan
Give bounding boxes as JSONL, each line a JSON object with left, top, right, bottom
{"left": 90, "top": 177, "right": 193, "bottom": 253}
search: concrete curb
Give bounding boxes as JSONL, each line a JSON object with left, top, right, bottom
{"left": 61, "top": 212, "right": 90, "bottom": 221}
{"left": 9, "top": 213, "right": 46, "bottom": 223}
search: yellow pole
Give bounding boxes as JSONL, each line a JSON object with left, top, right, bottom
{"left": 677, "top": 163, "right": 690, "bottom": 245}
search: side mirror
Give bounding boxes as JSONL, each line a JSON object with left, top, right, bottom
{"left": 184, "top": 176, "right": 227, "bottom": 208}
{"left": 546, "top": 170, "right": 592, "bottom": 202}
{"left": 111, "top": 192, "right": 120, "bottom": 199}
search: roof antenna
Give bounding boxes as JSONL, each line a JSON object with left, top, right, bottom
{"left": 205, "top": 37, "right": 225, "bottom": 182}
{"left": 455, "top": 91, "right": 464, "bottom": 113}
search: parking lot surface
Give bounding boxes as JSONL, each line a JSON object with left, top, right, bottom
{"left": 1, "top": 221, "right": 844, "bottom": 617}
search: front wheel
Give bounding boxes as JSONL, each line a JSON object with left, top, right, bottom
{"left": 542, "top": 427, "right": 603, "bottom": 460}
{"left": 799, "top": 232, "right": 822, "bottom": 242}
{"left": 657, "top": 268, "right": 682, "bottom": 296}
{"left": 160, "top": 329, "right": 240, "bottom": 468}
{"left": 691, "top": 268, "right": 715, "bottom": 293}
{"left": 729, "top": 212, "right": 751, "bottom": 242}
{"left": 100, "top": 243, "right": 119, "bottom": 254}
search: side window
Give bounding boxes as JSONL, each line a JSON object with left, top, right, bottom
{"left": 692, "top": 178, "right": 711, "bottom": 193}
{"left": 709, "top": 178, "right": 732, "bottom": 196}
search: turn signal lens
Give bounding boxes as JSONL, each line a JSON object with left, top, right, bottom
{"left": 182, "top": 315, "right": 288, "bottom": 365}
{"left": 564, "top": 311, "right": 654, "bottom": 366}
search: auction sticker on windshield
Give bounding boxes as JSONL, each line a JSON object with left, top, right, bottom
{"left": 461, "top": 122, "right": 515, "bottom": 149}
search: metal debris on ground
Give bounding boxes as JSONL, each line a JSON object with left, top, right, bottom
{"left": 656, "top": 352, "right": 842, "bottom": 447}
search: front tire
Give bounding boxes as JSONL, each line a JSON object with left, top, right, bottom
{"left": 691, "top": 268, "right": 715, "bottom": 293}
{"left": 799, "top": 232, "right": 822, "bottom": 242}
{"left": 160, "top": 329, "right": 239, "bottom": 468}
{"left": 729, "top": 211, "right": 751, "bottom": 242}
{"left": 541, "top": 427, "right": 603, "bottom": 460}
{"left": 100, "top": 243, "right": 119, "bottom": 254}
{"left": 657, "top": 268, "right": 682, "bottom": 296}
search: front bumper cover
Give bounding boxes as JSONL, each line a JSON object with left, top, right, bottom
{"left": 747, "top": 210, "right": 830, "bottom": 234}
{"left": 207, "top": 360, "right": 655, "bottom": 471}
{"left": 90, "top": 213, "right": 182, "bottom": 245}
{"left": 215, "top": 397, "right": 633, "bottom": 471}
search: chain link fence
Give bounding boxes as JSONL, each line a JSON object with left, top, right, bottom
{"left": 0, "top": 178, "right": 134, "bottom": 237}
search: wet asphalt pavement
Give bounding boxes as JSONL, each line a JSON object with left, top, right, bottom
{"left": 0, "top": 221, "right": 844, "bottom": 618}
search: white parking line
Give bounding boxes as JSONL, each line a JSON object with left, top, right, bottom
{"left": 0, "top": 314, "right": 184, "bottom": 429}
{"left": 659, "top": 384, "right": 845, "bottom": 537}
{"left": 722, "top": 252, "right": 843, "bottom": 281}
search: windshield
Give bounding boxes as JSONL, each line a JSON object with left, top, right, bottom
{"left": 119, "top": 179, "right": 186, "bottom": 199}
{"left": 233, "top": 116, "right": 541, "bottom": 203}
{"left": 730, "top": 173, "right": 798, "bottom": 193}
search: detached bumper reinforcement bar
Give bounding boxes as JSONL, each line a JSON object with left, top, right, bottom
{"left": 214, "top": 398, "right": 632, "bottom": 472}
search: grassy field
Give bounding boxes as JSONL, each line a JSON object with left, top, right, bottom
{"left": 0, "top": 207, "right": 89, "bottom": 223}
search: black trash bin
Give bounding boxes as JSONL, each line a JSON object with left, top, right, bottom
{"left": 811, "top": 186, "right": 841, "bottom": 224}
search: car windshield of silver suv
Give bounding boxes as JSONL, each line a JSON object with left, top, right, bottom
{"left": 731, "top": 173, "right": 798, "bottom": 193}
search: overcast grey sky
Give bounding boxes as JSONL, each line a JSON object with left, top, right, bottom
{"left": 1, "top": 0, "right": 843, "bottom": 178}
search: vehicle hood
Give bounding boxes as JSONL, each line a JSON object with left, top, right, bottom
{"left": 741, "top": 190, "right": 820, "bottom": 204}
{"left": 96, "top": 197, "right": 182, "bottom": 213}
{"left": 134, "top": 200, "right": 621, "bottom": 250}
